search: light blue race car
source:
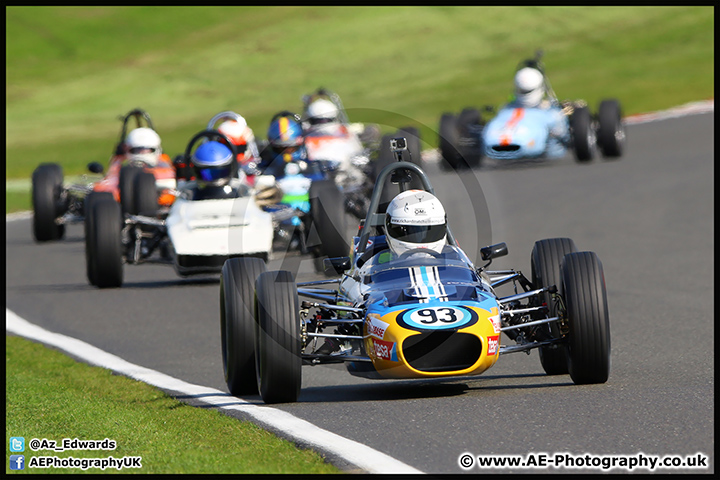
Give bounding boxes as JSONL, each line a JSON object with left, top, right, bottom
{"left": 439, "top": 51, "right": 626, "bottom": 169}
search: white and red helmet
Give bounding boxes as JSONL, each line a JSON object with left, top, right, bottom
{"left": 385, "top": 190, "right": 447, "bottom": 257}
{"left": 514, "top": 67, "right": 545, "bottom": 107}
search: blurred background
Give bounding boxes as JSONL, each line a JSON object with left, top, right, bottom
{"left": 5, "top": 6, "right": 714, "bottom": 210}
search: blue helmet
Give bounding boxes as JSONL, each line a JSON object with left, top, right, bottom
{"left": 267, "top": 112, "right": 304, "bottom": 153}
{"left": 192, "top": 141, "right": 234, "bottom": 183}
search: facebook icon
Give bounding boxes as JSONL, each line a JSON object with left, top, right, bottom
{"left": 10, "top": 455, "right": 25, "bottom": 470}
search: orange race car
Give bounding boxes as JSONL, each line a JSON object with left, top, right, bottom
{"left": 31, "top": 108, "right": 177, "bottom": 242}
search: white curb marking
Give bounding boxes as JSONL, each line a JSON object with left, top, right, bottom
{"left": 6, "top": 308, "right": 423, "bottom": 474}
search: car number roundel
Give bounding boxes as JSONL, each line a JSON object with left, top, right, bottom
{"left": 397, "top": 305, "right": 478, "bottom": 331}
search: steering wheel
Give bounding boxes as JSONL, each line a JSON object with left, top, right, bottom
{"left": 398, "top": 248, "right": 443, "bottom": 260}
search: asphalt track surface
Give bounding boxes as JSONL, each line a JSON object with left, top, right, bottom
{"left": 6, "top": 112, "right": 714, "bottom": 474}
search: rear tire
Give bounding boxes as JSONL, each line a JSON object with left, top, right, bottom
{"left": 133, "top": 171, "right": 158, "bottom": 216}
{"left": 457, "top": 107, "right": 483, "bottom": 168}
{"left": 571, "top": 106, "right": 596, "bottom": 162}
{"left": 562, "top": 252, "right": 611, "bottom": 384}
{"left": 309, "top": 179, "right": 350, "bottom": 265}
{"left": 439, "top": 113, "right": 461, "bottom": 171}
{"left": 221, "top": 257, "right": 267, "bottom": 396}
{"left": 597, "top": 99, "right": 625, "bottom": 158}
{"left": 531, "top": 238, "right": 578, "bottom": 375}
{"left": 254, "top": 270, "right": 302, "bottom": 404}
{"left": 31, "top": 163, "right": 65, "bottom": 242}
{"left": 119, "top": 165, "right": 141, "bottom": 215}
{"left": 88, "top": 198, "right": 124, "bottom": 288}
{"left": 84, "top": 192, "right": 114, "bottom": 286}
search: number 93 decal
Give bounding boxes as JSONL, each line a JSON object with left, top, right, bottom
{"left": 397, "top": 305, "right": 478, "bottom": 331}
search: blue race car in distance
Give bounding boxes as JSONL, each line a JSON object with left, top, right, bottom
{"left": 439, "top": 51, "right": 626, "bottom": 170}
{"left": 219, "top": 137, "right": 612, "bottom": 404}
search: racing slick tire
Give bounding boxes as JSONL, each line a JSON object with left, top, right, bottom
{"left": 457, "top": 107, "right": 483, "bottom": 169}
{"left": 570, "top": 106, "right": 597, "bottom": 162}
{"left": 133, "top": 171, "right": 158, "bottom": 217}
{"left": 221, "top": 257, "right": 267, "bottom": 396}
{"left": 87, "top": 197, "right": 124, "bottom": 288}
{"left": 562, "top": 251, "right": 611, "bottom": 384}
{"left": 84, "top": 191, "right": 114, "bottom": 286}
{"left": 254, "top": 270, "right": 302, "bottom": 404}
{"left": 308, "top": 179, "right": 350, "bottom": 265}
{"left": 531, "top": 238, "right": 578, "bottom": 375}
{"left": 597, "top": 99, "right": 625, "bottom": 158}
{"left": 119, "top": 165, "right": 142, "bottom": 215}
{"left": 31, "top": 163, "right": 65, "bottom": 242}
{"left": 439, "top": 113, "right": 462, "bottom": 171}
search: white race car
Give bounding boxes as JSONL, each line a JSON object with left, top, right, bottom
{"left": 84, "top": 129, "right": 273, "bottom": 288}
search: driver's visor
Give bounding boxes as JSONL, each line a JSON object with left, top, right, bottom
{"left": 129, "top": 147, "right": 157, "bottom": 154}
{"left": 386, "top": 222, "right": 446, "bottom": 244}
{"left": 197, "top": 165, "right": 232, "bottom": 182}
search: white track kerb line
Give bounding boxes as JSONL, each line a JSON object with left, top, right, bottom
{"left": 6, "top": 309, "right": 423, "bottom": 474}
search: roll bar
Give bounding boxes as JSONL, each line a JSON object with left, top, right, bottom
{"left": 356, "top": 157, "right": 457, "bottom": 256}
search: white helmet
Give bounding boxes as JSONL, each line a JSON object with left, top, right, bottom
{"left": 514, "top": 67, "right": 545, "bottom": 107}
{"left": 126, "top": 127, "right": 162, "bottom": 166}
{"left": 306, "top": 99, "right": 339, "bottom": 126}
{"left": 385, "top": 190, "right": 447, "bottom": 257}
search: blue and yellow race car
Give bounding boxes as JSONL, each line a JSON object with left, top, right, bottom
{"left": 220, "top": 138, "right": 611, "bottom": 403}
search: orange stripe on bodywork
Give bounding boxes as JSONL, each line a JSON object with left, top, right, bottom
{"left": 499, "top": 108, "right": 525, "bottom": 146}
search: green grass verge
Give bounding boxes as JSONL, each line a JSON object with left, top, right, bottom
{"left": 6, "top": 6, "right": 713, "bottom": 187}
{"left": 5, "top": 335, "right": 341, "bottom": 474}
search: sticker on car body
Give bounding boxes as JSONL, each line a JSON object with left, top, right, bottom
{"left": 397, "top": 305, "right": 479, "bottom": 331}
{"left": 371, "top": 338, "right": 398, "bottom": 361}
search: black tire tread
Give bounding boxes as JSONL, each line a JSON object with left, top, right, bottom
{"left": 221, "top": 257, "right": 267, "bottom": 396}
{"left": 597, "top": 99, "right": 624, "bottom": 158}
{"left": 254, "top": 270, "right": 301, "bottom": 404}
{"left": 563, "top": 251, "right": 611, "bottom": 384}
{"left": 32, "top": 163, "right": 64, "bottom": 242}
{"left": 531, "top": 237, "right": 577, "bottom": 375}
{"left": 90, "top": 198, "right": 123, "bottom": 288}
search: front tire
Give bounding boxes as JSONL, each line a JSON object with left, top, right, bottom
{"left": 221, "top": 257, "right": 267, "bottom": 396}
{"left": 84, "top": 191, "right": 114, "bottom": 286}
{"left": 31, "top": 163, "right": 65, "bottom": 242}
{"left": 571, "top": 106, "right": 597, "bottom": 162}
{"left": 531, "top": 238, "right": 578, "bottom": 375}
{"left": 254, "top": 270, "right": 302, "bottom": 404}
{"left": 562, "top": 251, "right": 611, "bottom": 384}
{"left": 87, "top": 198, "right": 124, "bottom": 288}
{"left": 597, "top": 99, "right": 625, "bottom": 158}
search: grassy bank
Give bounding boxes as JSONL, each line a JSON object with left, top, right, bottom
{"left": 5, "top": 335, "right": 340, "bottom": 474}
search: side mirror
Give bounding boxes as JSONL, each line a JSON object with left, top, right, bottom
{"left": 323, "top": 256, "right": 351, "bottom": 275}
{"left": 87, "top": 162, "right": 104, "bottom": 174}
{"left": 480, "top": 242, "right": 508, "bottom": 261}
